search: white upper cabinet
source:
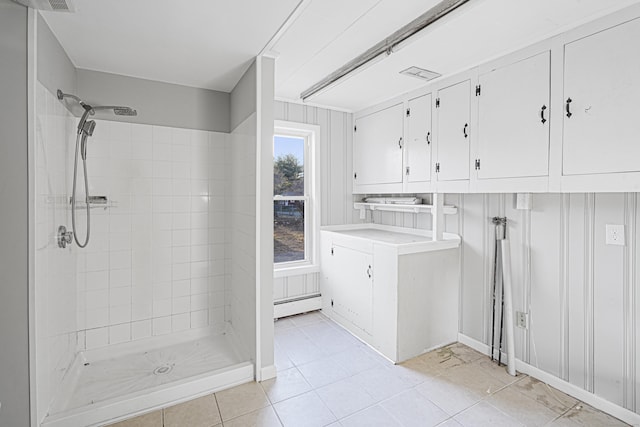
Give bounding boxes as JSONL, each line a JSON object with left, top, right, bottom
{"left": 562, "top": 16, "right": 640, "bottom": 177}
{"left": 435, "top": 79, "right": 471, "bottom": 182}
{"left": 404, "top": 94, "right": 432, "bottom": 191}
{"left": 476, "top": 51, "right": 550, "bottom": 180}
{"left": 353, "top": 102, "right": 404, "bottom": 193}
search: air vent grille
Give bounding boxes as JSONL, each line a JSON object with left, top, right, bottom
{"left": 49, "top": 0, "right": 69, "bottom": 9}
{"left": 399, "top": 66, "right": 441, "bottom": 82}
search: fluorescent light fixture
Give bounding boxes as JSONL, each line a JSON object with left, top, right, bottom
{"left": 400, "top": 66, "right": 442, "bottom": 82}
{"left": 300, "top": 0, "right": 470, "bottom": 101}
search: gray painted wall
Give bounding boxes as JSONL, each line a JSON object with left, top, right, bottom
{"left": 0, "top": 1, "right": 31, "bottom": 426}
{"left": 37, "top": 13, "right": 77, "bottom": 108}
{"left": 230, "top": 60, "right": 257, "bottom": 131}
{"left": 257, "top": 57, "right": 275, "bottom": 375}
{"left": 76, "top": 69, "right": 230, "bottom": 132}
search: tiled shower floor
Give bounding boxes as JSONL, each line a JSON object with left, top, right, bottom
{"left": 52, "top": 334, "right": 245, "bottom": 415}
{"left": 110, "top": 311, "right": 630, "bottom": 427}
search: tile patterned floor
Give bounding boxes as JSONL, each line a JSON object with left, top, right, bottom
{"left": 108, "top": 311, "right": 629, "bottom": 427}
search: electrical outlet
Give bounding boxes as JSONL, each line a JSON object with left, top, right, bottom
{"left": 516, "top": 311, "right": 528, "bottom": 329}
{"left": 605, "top": 224, "right": 625, "bottom": 246}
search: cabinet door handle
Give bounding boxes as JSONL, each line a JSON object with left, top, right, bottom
{"left": 540, "top": 105, "right": 547, "bottom": 124}
{"left": 398, "top": 137, "right": 403, "bottom": 149}
{"left": 366, "top": 265, "right": 372, "bottom": 278}
{"left": 565, "top": 98, "right": 572, "bottom": 118}
{"left": 463, "top": 123, "right": 468, "bottom": 138}
{"left": 426, "top": 132, "right": 431, "bottom": 144}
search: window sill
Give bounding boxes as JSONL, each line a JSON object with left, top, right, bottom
{"left": 273, "top": 263, "right": 320, "bottom": 279}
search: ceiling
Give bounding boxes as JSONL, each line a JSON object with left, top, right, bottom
{"left": 41, "top": 0, "right": 302, "bottom": 92}
{"left": 42, "top": 0, "right": 640, "bottom": 111}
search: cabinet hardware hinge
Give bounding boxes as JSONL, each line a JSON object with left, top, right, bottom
{"left": 436, "top": 163, "right": 440, "bottom": 173}
{"left": 406, "top": 108, "right": 410, "bottom": 117}
{"left": 435, "top": 98, "right": 440, "bottom": 108}
{"left": 406, "top": 166, "right": 410, "bottom": 175}
{"left": 475, "top": 85, "right": 481, "bottom": 96}
{"left": 475, "top": 159, "right": 481, "bottom": 170}
{"left": 426, "top": 131, "right": 431, "bottom": 144}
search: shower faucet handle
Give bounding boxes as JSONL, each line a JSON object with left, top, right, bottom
{"left": 57, "top": 225, "right": 73, "bottom": 249}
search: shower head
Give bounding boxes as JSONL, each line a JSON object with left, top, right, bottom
{"left": 82, "top": 120, "right": 96, "bottom": 137}
{"left": 92, "top": 105, "right": 138, "bottom": 117}
{"left": 57, "top": 89, "right": 138, "bottom": 132}
{"left": 114, "top": 107, "right": 138, "bottom": 117}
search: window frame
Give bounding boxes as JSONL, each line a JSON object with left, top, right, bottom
{"left": 273, "top": 120, "right": 320, "bottom": 278}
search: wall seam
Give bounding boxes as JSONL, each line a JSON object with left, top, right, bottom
{"left": 482, "top": 194, "right": 490, "bottom": 344}
{"left": 585, "top": 193, "right": 595, "bottom": 393}
{"left": 458, "top": 195, "right": 465, "bottom": 335}
{"left": 523, "top": 202, "right": 531, "bottom": 363}
{"left": 560, "top": 193, "right": 570, "bottom": 381}
{"left": 624, "top": 192, "right": 636, "bottom": 410}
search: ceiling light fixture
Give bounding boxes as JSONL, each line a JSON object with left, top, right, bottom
{"left": 300, "top": 0, "right": 470, "bottom": 101}
{"left": 400, "top": 66, "right": 442, "bottom": 82}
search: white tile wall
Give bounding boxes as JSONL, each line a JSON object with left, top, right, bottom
{"left": 73, "top": 119, "right": 230, "bottom": 349}
{"left": 34, "top": 82, "right": 79, "bottom": 423}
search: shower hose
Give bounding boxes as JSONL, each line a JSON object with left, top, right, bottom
{"left": 71, "top": 132, "right": 91, "bottom": 248}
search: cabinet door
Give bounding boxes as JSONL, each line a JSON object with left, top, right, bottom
{"left": 406, "top": 94, "right": 432, "bottom": 184}
{"left": 353, "top": 103, "right": 404, "bottom": 185}
{"left": 436, "top": 80, "right": 471, "bottom": 181}
{"left": 563, "top": 17, "right": 640, "bottom": 175}
{"left": 328, "top": 245, "right": 373, "bottom": 334}
{"left": 477, "top": 52, "right": 550, "bottom": 179}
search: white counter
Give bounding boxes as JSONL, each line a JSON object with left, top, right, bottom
{"left": 320, "top": 224, "right": 461, "bottom": 363}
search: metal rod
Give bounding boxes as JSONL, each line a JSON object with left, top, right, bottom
{"left": 300, "top": 0, "right": 471, "bottom": 101}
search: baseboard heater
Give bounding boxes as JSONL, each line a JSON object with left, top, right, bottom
{"left": 273, "top": 294, "right": 322, "bottom": 319}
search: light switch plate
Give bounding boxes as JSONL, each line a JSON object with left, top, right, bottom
{"left": 606, "top": 224, "right": 625, "bottom": 246}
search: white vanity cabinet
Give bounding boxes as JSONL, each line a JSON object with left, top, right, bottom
{"left": 561, "top": 15, "right": 640, "bottom": 189}
{"left": 353, "top": 102, "right": 404, "bottom": 193}
{"left": 474, "top": 50, "right": 551, "bottom": 192}
{"left": 320, "top": 224, "right": 461, "bottom": 363}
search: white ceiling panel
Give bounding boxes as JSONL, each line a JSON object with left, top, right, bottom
{"left": 41, "top": 0, "right": 302, "bottom": 92}
{"left": 275, "top": 0, "right": 640, "bottom": 111}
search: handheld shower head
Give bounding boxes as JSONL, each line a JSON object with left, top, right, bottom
{"left": 82, "top": 120, "right": 96, "bottom": 137}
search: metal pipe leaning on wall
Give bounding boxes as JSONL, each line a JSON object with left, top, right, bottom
{"left": 501, "top": 238, "right": 517, "bottom": 376}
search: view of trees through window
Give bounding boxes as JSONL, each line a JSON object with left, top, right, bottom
{"left": 274, "top": 135, "right": 305, "bottom": 263}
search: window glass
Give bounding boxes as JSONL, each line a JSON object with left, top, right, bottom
{"left": 274, "top": 135, "right": 304, "bottom": 197}
{"left": 274, "top": 200, "right": 305, "bottom": 263}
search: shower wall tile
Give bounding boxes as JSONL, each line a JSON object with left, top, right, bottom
{"left": 34, "top": 82, "right": 79, "bottom": 421}
{"left": 74, "top": 119, "right": 230, "bottom": 350}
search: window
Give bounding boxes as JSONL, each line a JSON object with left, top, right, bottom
{"left": 273, "top": 121, "right": 319, "bottom": 273}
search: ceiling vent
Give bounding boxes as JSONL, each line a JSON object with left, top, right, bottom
{"left": 12, "top": 0, "right": 75, "bottom": 12}
{"left": 399, "top": 66, "right": 442, "bottom": 82}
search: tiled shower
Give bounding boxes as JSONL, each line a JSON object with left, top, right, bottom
{"left": 34, "top": 80, "right": 254, "bottom": 426}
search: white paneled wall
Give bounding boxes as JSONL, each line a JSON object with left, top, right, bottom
{"left": 272, "top": 101, "right": 356, "bottom": 304}
{"left": 228, "top": 113, "right": 257, "bottom": 360}
{"left": 370, "top": 192, "right": 639, "bottom": 414}
{"left": 71, "top": 116, "right": 229, "bottom": 349}
{"left": 34, "top": 82, "right": 78, "bottom": 424}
